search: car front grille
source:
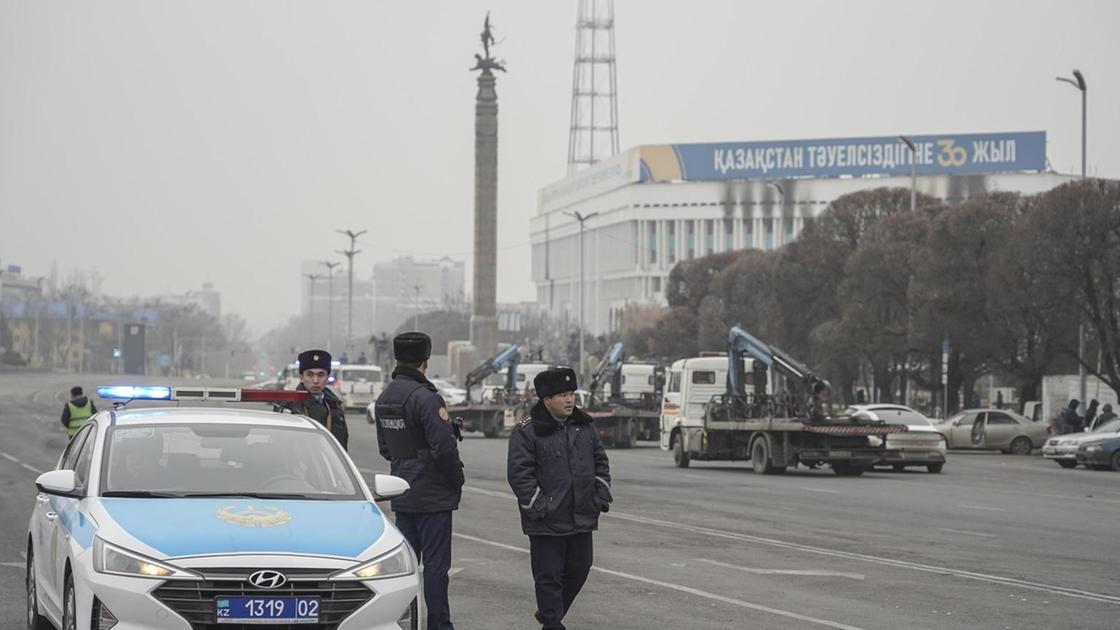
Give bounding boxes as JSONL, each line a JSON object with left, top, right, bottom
{"left": 152, "top": 569, "right": 373, "bottom": 630}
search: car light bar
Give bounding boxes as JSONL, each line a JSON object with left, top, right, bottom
{"left": 96, "top": 386, "right": 307, "bottom": 404}
{"left": 96, "top": 386, "right": 173, "bottom": 400}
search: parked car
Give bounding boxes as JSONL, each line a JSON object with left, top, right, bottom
{"left": 430, "top": 378, "right": 468, "bottom": 406}
{"left": 847, "top": 404, "right": 948, "bottom": 473}
{"left": 1042, "top": 418, "right": 1120, "bottom": 468}
{"left": 934, "top": 409, "right": 1047, "bottom": 454}
{"left": 1077, "top": 436, "right": 1120, "bottom": 471}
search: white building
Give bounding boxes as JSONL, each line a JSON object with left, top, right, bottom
{"left": 372, "top": 256, "right": 465, "bottom": 334}
{"left": 531, "top": 131, "right": 1077, "bottom": 335}
{"left": 300, "top": 260, "right": 373, "bottom": 345}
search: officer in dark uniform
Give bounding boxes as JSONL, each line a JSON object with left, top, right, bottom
{"left": 374, "top": 332, "right": 464, "bottom": 630}
{"left": 507, "top": 367, "right": 612, "bottom": 630}
{"left": 282, "top": 350, "right": 349, "bottom": 450}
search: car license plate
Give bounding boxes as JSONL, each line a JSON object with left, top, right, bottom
{"left": 215, "top": 596, "right": 320, "bottom": 624}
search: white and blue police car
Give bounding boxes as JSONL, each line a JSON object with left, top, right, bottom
{"left": 26, "top": 386, "right": 418, "bottom": 630}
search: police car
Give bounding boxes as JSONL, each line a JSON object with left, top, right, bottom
{"left": 26, "top": 385, "right": 418, "bottom": 630}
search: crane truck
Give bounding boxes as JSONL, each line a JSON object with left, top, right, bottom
{"left": 446, "top": 345, "right": 539, "bottom": 438}
{"left": 585, "top": 342, "right": 664, "bottom": 448}
{"left": 660, "top": 326, "right": 907, "bottom": 476}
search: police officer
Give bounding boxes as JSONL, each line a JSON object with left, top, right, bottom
{"left": 60, "top": 386, "right": 97, "bottom": 437}
{"left": 374, "top": 332, "right": 464, "bottom": 630}
{"left": 282, "top": 350, "right": 349, "bottom": 450}
{"left": 507, "top": 367, "right": 612, "bottom": 630}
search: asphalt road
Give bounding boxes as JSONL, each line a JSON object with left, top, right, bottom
{"left": 2, "top": 372, "right": 1117, "bottom": 629}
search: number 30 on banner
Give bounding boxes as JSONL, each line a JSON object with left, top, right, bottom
{"left": 937, "top": 139, "right": 968, "bottom": 167}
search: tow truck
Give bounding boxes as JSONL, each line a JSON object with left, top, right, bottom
{"left": 660, "top": 326, "right": 906, "bottom": 476}
{"left": 585, "top": 343, "right": 664, "bottom": 448}
{"left": 446, "top": 345, "right": 537, "bottom": 438}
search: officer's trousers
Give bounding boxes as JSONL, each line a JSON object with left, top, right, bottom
{"left": 396, "top": 511, "right": 454, "bottom": 630}
{"left": 529, "top": 533, "right": 593, "bottom": 630}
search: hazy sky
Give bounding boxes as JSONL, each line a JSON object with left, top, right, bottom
{"left": 2, "top": 0, "right": 1117, "bottom": 334}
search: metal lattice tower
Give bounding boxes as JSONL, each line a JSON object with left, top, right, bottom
{"left": 567, "top": 0, "right": 619, "bottom": 174}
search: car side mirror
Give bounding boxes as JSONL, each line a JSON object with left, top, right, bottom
{"left": 372, "top": 474, "right": 410, "bottom": 501}
{"left": 35, "top": 470, "right": 78, "bottom": 497}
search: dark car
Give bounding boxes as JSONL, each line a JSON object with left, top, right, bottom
{"left": 1076, "top": 436, "right": 1120, "bottom": 471}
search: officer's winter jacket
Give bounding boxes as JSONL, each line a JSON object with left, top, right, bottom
{"left": 507, "top": 401, "right": 612, "bottom": 536}
{"left": 375, "top": 367, "right": 464, "bottom": 513}
{"left": 283, "top": 385, "right": 349, "bottom": 450}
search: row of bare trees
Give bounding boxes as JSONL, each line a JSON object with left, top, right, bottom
{"left": 622, "top": 179, "right": 1120, "bottom": 411}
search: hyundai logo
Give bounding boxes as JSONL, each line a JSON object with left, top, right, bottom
{"left": 248, "top": 570, "right": 288, "bottom": 589}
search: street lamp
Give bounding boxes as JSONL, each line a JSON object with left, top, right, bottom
{"left": 322, "top": 261, "right": 340, "bottom": 349}
{"left": 899, "top": 136, "right": 917, "bottom": 212}
{"left": 303, "top": 273, "right": 320, "bottom": 343}
{"left": 1056, "top": 69, "right": 1088, "bottom": 404}
{"left": 563, "top": 210, "right": 598, "bottom": 383}
{"left": 336, "top": 229, "right": 368, "bottom": 348}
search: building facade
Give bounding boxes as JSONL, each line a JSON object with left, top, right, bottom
{"left": 300, "top": 260, "right": 373, "bottom": 346}
{"left": 531, "top": 132, "right": 1077, "bottom": 335}
{"left": 372, "top": 256, "right": 465, "bottom": 334}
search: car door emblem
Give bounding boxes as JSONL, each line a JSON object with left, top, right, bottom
{"left": 248, "top": 570, "right": 287, "bottom": 589}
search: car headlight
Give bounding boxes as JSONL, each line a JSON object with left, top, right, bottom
{"left": 1085, "top": 445, "right": 1103, "bottom": 453}
{"left": 92, "top": 538, "right": 198, "bottom": 579}
{"left": 333, "top": 543, "right": 414, "bottom": 580}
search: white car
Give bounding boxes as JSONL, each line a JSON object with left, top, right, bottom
{"left": 847, "top": 404, "right": 948, "bottom": 473}
{"left": 430, "top": 379, "right": 468, "bottom": 407}
{"left": 1042, "top": 417, "right": 1120, "bottom": 468}
{"left": 27, "top": 386, "right": 418, "bottom": 630}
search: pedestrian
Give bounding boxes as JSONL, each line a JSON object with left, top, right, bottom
{"left": 280, "top": 350, "right": 349, "bottom": 450}
{"left": 995, "top": 391, "right": 1004, "bottom": 410}
{"left": 508, "top": 367, "right": 612, "bottom": 630}
{"left": 374, "top": 332, "right": 464, "bottom": 630}
{"left": 60, "top": 386, "right": 97, "bottom": 437}
{"left": 1092, "top": 403, "right": 1116, "bottom": 431}
{"left": 357, "top": 351, "right": 368, "bottom": 365}
{"left": 1059, "top": 399, "right": 1082, "bottom": 435}
{"left": 804, "top": 381, "right": 829, "bottom": 423}
{"left": 1083, "top": 399, "right": 1099, "bottom": 432}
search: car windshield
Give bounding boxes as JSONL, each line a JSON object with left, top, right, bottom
{"left": 869, "top": 408, "right": 933, "bottom": 426}
{"left": 1092, "top": 418, "right": 1120, "bottom": 433}
{"left": 100, "top": 423, "right": 362, "bottom": 499}
{"left": 338, "top": 367, "right": 381, "bottom": 382}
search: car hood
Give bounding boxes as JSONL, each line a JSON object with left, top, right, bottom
{"left": 1051, "top": 432, "right": 1120, "bottom": 446}
{"left": 92, "top": 498, "right": 387, "bottom": 560}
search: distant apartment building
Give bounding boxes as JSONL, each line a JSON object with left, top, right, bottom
{"left": 300, "top": 260, "right": 373, "bottom": 345}
{"left": 372, "top": 257, "right": 465, "bottom": 334}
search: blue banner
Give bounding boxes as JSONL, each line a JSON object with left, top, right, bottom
{"left": 638, "top": 131, "right": 1046, "bottom": 182}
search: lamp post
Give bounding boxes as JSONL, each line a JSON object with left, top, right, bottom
{"left": 1056, "top": 69, "right": 1087, "bottom": 405}
{"left": 564, "top": 210, "right": 598, "bottom": 383}
{"left": 899, "top": 136, "right": 917, "bottom": 212}
{"left": 336, "top": 229, "right": 367, "bottom": 348}
{"left": 303, "top": 273, "right": 320, "bottom": 343}
{"left": 322, "top": 261, "right": 340, "bottom": 349}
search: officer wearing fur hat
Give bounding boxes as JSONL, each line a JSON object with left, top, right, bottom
{"left": 281, "top": 349, "right": 348, "bottom": 450}
{"left": 375, "top": 332, "right": 464, "bottom": 630}
{"left": 507, "top": 367, "right": 612, "bottom": 630}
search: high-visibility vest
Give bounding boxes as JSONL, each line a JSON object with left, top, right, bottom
{"left": 66, "top": 401, "right": 93, "bottom": 437}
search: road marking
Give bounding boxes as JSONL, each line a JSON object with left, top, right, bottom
{"left": 958, "top": 504, "right": 1008, "bottom": 512}
{"left": 698, "top": 558, "right": 863, "bottom": 580}
{"left": 0, "top": 452, "right": 18, "bottom": 463}
{"left": 938, "top": 528, "right": 997, "bottom": 538}
{"left": 453, "top": 532, "right": 866, "bottom": 630}
{"left": 448, "top": 567, "right": 464, "bottom": 577}
{"left": 1, "top": 562, "right": 25, "bottom": 569}
{"left": 1, "top": 450, "right": 44, "bottom": 475}
{"left": 800, "top": 486, "right": 839, "bottom": 494}
{"left": 604, "top": 511, "right": 1120, "bottom": 605}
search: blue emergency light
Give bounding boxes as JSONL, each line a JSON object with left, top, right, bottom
{"left": 96, "top": 385, "right": 173, "bottom": 400}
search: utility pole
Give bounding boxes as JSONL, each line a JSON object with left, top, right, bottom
{"left": 336, "top": 229, "right": 367, "bottom": 349}
{"left": 304, "top": 273, "right": 320, "bottom": 344}
{"left": 564, "top": 210, "right": 598, "bottom": 383}
{"left": 1056, "top": 69, "right": 1087, "bottom": 405}
{"left": 899, "top": 136, "right": 917, "bottom": 212}
{"left": 322, "top": 260, "right": 340, "bottom": 349}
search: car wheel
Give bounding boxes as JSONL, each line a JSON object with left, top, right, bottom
{"left": 1111, "top": 451, "right": 1120, "bottom": 472}
{"left": 672, "top": 437, "right": 690, "bottom": 468}
{"left": 62, "top": 570, "right": 77, "bottom": 630}
{"left": 891, "top": 464, "right": 906, "bottom": 472}
{"left": 1009, "top": 436, "right": 1032, "bottom": 455}
{"left": 1057, "top": 460, "right": 1077, "bottom": 469}
{"left": 927, "top": 463, "right": 944, "bottom": 474}
{"left": 26, "top": 545, "right": 51, "bottom": 630}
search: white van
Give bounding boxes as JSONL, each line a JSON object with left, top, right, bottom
{"left": 334, "top": 364, "right": 385, "bottom": 410}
